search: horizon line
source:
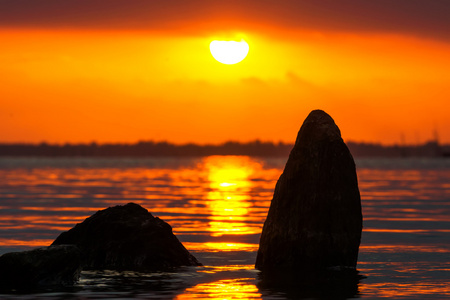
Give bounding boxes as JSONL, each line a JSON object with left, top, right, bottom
{"left": 0, "top": 139, "right": 446, "bottom": 147}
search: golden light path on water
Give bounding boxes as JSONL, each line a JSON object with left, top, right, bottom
{"left": 0, "top": 156, "right": 450, "bottom": 298}
{"left": 203, "top": 156, "right": 262, "bottom": 237}
{"left": 176, "top": 277, "right": 261, "bottom": 300}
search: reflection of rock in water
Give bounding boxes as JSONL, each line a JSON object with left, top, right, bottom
{"left": 53, "top": 202, "right": 201, "bottom": 271}
{"left": 256, "top": 110, "right": 363, "bottom": 276}
{"left": 258, "top": 269, "right": 362, "bottom": 299}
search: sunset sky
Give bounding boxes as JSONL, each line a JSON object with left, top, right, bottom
{"left": 1, "top": 0, "right": 449, "bottom": 145}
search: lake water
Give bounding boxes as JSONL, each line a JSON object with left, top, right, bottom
{"left": 0, "top": 156, "right": 449, "bottom": 299}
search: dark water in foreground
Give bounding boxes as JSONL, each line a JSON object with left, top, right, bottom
{"left": 0, "top": 156, "right": 449, "bottom": 299}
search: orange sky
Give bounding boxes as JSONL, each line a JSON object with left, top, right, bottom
{"left": 1, "top": 1, "right": 449, "bottom": 145}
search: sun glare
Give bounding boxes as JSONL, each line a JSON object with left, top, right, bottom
{"left": 209, "top": 40, "right": 249, "bottom": 65}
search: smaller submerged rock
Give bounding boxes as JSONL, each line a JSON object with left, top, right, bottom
{"left": 0, "top": 245, "right": 81, "bottom": 291}
{"left": 52, "top": 202, "right": 201, "bottom": 271}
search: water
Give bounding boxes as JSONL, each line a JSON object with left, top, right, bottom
{"left": 0, "top": 156, "right": 449, "bottom": 299}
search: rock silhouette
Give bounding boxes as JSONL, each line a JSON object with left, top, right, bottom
{"left": 255, "top": 110, "right": 363, "bottom": 273}
{"left": 52, "top": 203, "right": 201, "bottom": 271}
{"left": 0, "top": 245, "right": 81, "bottom": 291}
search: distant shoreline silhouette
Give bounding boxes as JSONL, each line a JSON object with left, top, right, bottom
{"left": 0, "top": 140, "right": 448, "bottom": 158}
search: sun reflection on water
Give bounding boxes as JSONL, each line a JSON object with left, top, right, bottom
{"left": 183, "top": 242, "right": 259, "bottom": 252}
{"left": 202, "top": 156, "right": 262, "bottom": 238}
{"left": 176, "top": 278, "right": 261, "bottom": 300}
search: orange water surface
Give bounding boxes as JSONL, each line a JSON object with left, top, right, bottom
{"left": 0, "top": 156, "right": 449, "bottom": 299}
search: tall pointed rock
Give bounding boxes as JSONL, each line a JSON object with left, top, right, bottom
{"left": 255, "top": 110, "right": 362, "bottom": 272}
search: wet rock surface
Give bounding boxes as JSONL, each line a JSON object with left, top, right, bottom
{"left": 256, "top": 110, "right": 363, "bottom": 273}
{"left": 0, "top": 245, "right": 82, "bottom": 291}
{"left": 52, "top": 202, "right": 201, "bottom": 271}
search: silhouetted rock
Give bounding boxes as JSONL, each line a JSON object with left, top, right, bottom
{"left": 52, "top": 203, "right": 201, "bottom": 271}
{"left": 0, "top": 245, "right": 81, "bottom": 291}
{"left": 255, "top": 110, "right": 363, "bottom": 274}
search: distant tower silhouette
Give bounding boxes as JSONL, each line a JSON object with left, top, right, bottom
{"left": 400, "top": 133, "right": 407, "bottom": 157}
{"left": 431, "top": 128, "right": 441, "bottom": 156}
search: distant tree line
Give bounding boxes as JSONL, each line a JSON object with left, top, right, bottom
{"left": 0, "top": 140, "right": 448, "bottom": 158}
{"left": 0, "top": 140, "right": 292, "bottom": 157}
{"left": 346, "top": 141, "right": 450, "bottom": 158}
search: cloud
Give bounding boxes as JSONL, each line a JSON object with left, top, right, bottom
{"left": 241, "top": 77, "right": 267, "bottom": 87}
{"left": 285, "top": 72, "right": 314, "bottom": 87}
{"left": 0, "top": 0, "right": 449, "bottom": 41}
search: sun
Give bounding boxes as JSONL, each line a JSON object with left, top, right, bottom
{"left": 210, "top": 40, "right": 249, "bottom": 65}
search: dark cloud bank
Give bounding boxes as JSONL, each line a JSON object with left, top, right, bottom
{"left": 0, "top": 0, "right": 449, "bottom": 41}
